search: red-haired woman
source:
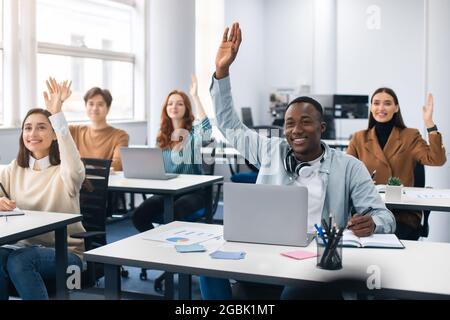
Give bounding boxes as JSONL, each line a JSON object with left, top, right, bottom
{"left": 132, "top": 75, "right": 211, "bottom": 232}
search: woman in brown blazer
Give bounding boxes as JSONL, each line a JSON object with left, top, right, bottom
{"left": 347, "top": 88, "right": 446, "bottom": 240}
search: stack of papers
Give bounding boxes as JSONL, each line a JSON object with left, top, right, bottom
{"left": 143, "top": 227, "right": 222, "bottom": 246}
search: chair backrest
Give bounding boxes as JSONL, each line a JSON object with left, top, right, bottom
{"left": 413, "top": 163, "right": 430, "bottom": 237}
{"left": 251, "top": 125, "right": 285, "bottom": 139}
{"left": 241, "top": 107, "right": 254, "bottom": 127}
{"left": 413, "top": 163, "right": 425, "bottom": 188}
{"left": 202, "top": 144, "right": 216, "bottom": 176}
{"left": 238, "top": 125, "right": 284, "bottom": 173}
{"left": 80, "top": 158, "right": 112, "bottom": 246}
{"left": 182, "top": 146, "right": 221, "bottom": 223}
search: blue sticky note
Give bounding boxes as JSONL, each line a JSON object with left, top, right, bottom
{"left": 210, "top": 250, "right": 246, "bottom": 260}
{"left": 175, "top": 244, "right": 206, "bottom": 253}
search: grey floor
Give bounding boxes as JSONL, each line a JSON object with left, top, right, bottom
{"left": 71, "top": 203, "right": 224, "bottom": 300}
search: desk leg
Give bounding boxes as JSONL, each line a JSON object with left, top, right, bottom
{"left": 179, "top": 274, "right": 192, "bottom": 300}
{"left": 164, "top": 272, "right": 174, "bottom": 300}
{"left": 162, "top": 195, "right": 175, "bottom": 299}
{"left": 163, "top": 195, "right": 175, "bottom": 223}
{"left": 205, "top": 185, "right": 213, "bottom": 222}
{"left": 55, "top": 226, "right": 68, "bottom": 300}
{"left": 104, "top": 264, "right": 121, "bottom": 300}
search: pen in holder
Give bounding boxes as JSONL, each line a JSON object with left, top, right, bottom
{"left": 316, "top": 226, "right": 343, "bottom": 270}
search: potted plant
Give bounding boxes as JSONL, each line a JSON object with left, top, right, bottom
{"left": 385, "top": 177, "right": 403, "bottom": 202}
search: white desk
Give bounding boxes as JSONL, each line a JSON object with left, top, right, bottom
{"left": 322, "top": 139, "right": 350, "bottom": 149}
{"left": 382, "top": 187, "right": 450, "bottom": 212}
{"left": 0, "top": 210, "right": 82, "bottom": 299}
{"left": 85, "top": 221, "right": 450, "bottom": 300}
{"left": 108, "top": 173, "right": 223, "bottom": 223}
{"left": 107, "top": 173, "right": 223, "bottom": 299}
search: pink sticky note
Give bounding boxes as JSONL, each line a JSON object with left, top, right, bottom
{"left": 281, "top": 250, "right": 318, "bottom": 260}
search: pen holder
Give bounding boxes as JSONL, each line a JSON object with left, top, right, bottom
{"left": 316, "top": 236, "right": 343, "bottom": 270}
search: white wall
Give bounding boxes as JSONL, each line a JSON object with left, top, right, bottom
{"left": 195, "top": 0, "right": 224, "bottom": 119}
{"left": 263, "top": 0, "right": 314, "bottom": 126}
{"left": 313, "top": 0, "right": 337, "bottom": 94}
{"left": 148, "top": 0, "right": 196, "bottom": 146}
{"left": 337, "top": 0, "right": 426, "bottom": 132}
{"left": 0, "top": 129, "right": 20, "bottom": 164}
{"left": 424, "top": 0, "right": 450, "bottom": 242}
{"left": 223, "top": 0, "right": 266, "bottom": 126}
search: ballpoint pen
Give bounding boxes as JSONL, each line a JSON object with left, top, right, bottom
{"left": 371, "top": 170, "right": 377, "bottom": 180}
{"left": 0, "top": 182, "right": 10, "bottom": 199}
{"left": 348, "top": 207, "right": 373, "bottom": 229}
{"left": 314, "top": 224, "right": 328, "bottom": 245}
{"left": 0, "top": 213, "right": 25, "bottom": 218}
{"left": 321, "top": 218, "right": 332, "bottom": 238}
{"left": 360, "top": 206, "right": 373, "bottom": 216}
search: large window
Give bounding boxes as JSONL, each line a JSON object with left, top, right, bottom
{"left": 0, "top": 0, "right": 4, "bottom": 124}
{"left": 36, "top": 0, "right": 138, "bottom": 121}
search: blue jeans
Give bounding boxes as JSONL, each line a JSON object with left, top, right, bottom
{"left": 0, "top": 246, "right": 82, "bottom": 300}
{"left": 199, "top": 276, "right": 232, "bottom": 300}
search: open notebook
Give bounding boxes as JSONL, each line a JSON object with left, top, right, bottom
{"left": 343, "top": 230, "right": 404, "bottom": 249}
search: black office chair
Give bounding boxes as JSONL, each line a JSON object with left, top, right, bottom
{"left": 9, "top": 158, "right": 113, "bottom": 298}
{"left": 71, "top": 158, "right": 112, "bottom": 287}
{"left": 241, "top": 107, "right": 254, "bottom": 127}
{"left": 228, "top": 125, "right": 284, "bottom": 184}
{"left": 413, "top": 163, "right": 431, "bottom": 238}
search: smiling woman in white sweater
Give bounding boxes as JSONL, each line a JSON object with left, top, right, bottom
{"left": 0, "top": 78, "right": 86, "bottom": 300}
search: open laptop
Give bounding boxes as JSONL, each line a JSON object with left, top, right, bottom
{"left": 223, "top": 183, "right": 314, "bottom": 247}
{"left": 120, "top": 147, "right": 179, "bottom": 180}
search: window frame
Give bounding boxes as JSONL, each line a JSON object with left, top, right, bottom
{"left": 0, "top": 0, "right": 146, "bottom": 127}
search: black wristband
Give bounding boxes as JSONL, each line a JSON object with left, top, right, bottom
{"left": 427, "top": 125, "right": 438, "bottom": 133}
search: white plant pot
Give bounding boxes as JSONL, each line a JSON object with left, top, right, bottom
{"left": 385, "top": 185, "right": 403, "bottom": 202}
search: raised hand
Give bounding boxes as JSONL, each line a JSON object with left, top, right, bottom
{"left": 215, "top": 22, "right": 242, "bottom": 79}
{"left": 189, "top": 74, "right": 198, "bottom": 98}
{"left": 60, "top": 80, "right": 72, "bottom": 103}
{"left": 422, "top": 93, "right": 435, "bottom": 128}
{"left": 43, "top": 77, "right": 63, "bottom": 115}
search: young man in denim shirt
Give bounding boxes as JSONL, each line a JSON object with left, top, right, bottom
{"left": 200, "top": 23, "right": 396, "bottom": 300}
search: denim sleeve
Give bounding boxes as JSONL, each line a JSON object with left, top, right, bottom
{"left": 191, "top": 117, "right": 213, "bottom": 145}
{"left": 210, "top": 75, "right": 274, "bottom": 168}
{"left": 349, "top": 160, "right": 396, "bottom": 234}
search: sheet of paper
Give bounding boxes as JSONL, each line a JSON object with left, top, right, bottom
{"left": 175, "top": 244, "right": 207, "bottom": 253}
{"left": 404, "top": 188, "right": 450, "bottom": 199}
{"left": 210, "top": 250, "right": 246, "bottom": 260}
{"left": 143, "top": 227, "right": 222, "bottom": 246}
{"left": 280, "top": 250, "right": 317, "bottom": 260}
